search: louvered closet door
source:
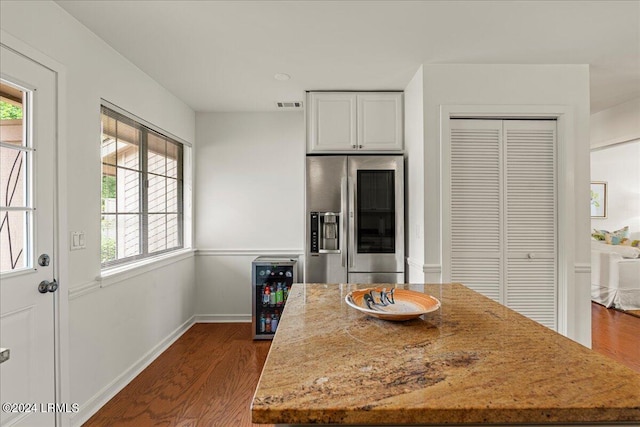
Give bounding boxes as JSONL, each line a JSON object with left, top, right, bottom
{"left": 450, "top": 120, "right": 503, "bottom": 302}
{"left": 505, "top": 120, "right": 557, "bottom": 330}
{"left": 449, "top": 119, "right": 557, "bottom": 330}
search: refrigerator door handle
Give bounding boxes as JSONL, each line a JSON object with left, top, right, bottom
{"left": 349, "top": 177, "right": 355, "bottom": 268}
{"left": 341, "top": 177, "right": 348, "bottom": 268}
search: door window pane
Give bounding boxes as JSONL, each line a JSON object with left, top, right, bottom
{"left": 0, "top": 210, "right": 28, "bottom": 271}
{"left": 1, "top": 81, "right": 30, "bottom": 273}
{"left": 0, "top": 148, "right": 26, "bottom": 208}
{"left": 356, "top": 170, "right": 395, "bottom": 254}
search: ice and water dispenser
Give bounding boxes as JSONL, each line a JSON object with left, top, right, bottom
{"left": 309, "top": 212, "right": 340, "bottom": 253}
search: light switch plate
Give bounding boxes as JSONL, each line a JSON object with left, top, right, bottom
{"left": 70, "top": 231, "right": 86, "bottom": 250}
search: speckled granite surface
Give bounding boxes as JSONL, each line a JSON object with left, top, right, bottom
{"left": 251, "top": 283, "right": 640, "bottom": 425}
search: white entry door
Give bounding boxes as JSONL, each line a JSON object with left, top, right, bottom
{"left": 1, "top": 44, "right": 57, "bottom": 426}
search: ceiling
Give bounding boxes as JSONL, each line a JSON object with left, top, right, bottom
{"left": 56, "top": 0, "right": 640, "bottom": 114}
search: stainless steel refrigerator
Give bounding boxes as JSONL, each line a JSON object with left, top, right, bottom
{"left": 305, "top": 155, "right": 404, "bottom": 283}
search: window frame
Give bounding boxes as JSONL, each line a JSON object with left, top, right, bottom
{"left": 100, "top": 101, "right": 189, "bottom": 269}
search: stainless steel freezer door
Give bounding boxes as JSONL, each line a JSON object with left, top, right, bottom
{"left": 305, "top": 156, "right": 348, "bottom": 283}
{"left": 306, "top": 156, "right": 346, "bottom": 212}
{"left": 348, "top": 156, "right": 404, "bottom": 274}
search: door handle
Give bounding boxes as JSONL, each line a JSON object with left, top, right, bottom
{"left": 349, "top": 178, "right": 355, "bottom": 268}
{"left": 341, "top": 177, "right": 347, "bottom": 267}
{"left": 0, "top": 348, "right": 9, "bottom": 364}
{"left": 38, "top": 279, "right": 59, "bottom": 294}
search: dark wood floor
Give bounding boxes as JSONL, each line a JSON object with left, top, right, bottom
{"left": 83, "top": 323, "right": 273, "bottom": 427}
{"left": 591, "top": 302, "right": 640, "bottom": 373}
{"left": 84, "top": 304, "right": 640, "bottom": 426}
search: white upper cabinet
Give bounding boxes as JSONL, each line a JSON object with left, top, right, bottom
{"left": 308, "top": 93, "right": 357, "bottom": 152}
{"left": 307, "top": 92, "right": 403, "bottom": 153}
{"left": 357, "top": 93, "right": 403, "bottom": 151}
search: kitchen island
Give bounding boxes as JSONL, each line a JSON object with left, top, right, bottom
{"left": 251, "top": 283, "right": 640, "bottom": 426}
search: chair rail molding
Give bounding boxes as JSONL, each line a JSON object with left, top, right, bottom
{"left": 574, "top": 263, "right": 591, "bottom": 274}
{"left": 196, "top": 248, "right": 303, "bottom": 257}
{"left": 68, "top": 280, "right": 101, "bottom": 300}
{"left": 406, "top": 257, "right": 442, "bottom": 274}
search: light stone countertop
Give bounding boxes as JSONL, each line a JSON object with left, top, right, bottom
{"left": 251, "top": 283, "right": 640, "bottom": 426}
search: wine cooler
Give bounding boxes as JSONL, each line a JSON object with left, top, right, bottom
{"left": 252, "top": 257, "right": 298, "bottom": 340}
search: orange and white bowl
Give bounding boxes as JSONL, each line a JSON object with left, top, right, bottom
{"left": 345, "top": 287, "right": 440, "bottom": 321}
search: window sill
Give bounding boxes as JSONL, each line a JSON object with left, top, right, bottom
{"left": 99, "top": 248, "right": 195, "bottom": 288}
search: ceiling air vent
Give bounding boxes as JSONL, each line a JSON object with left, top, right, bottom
{"left": 276, "top": 101, "right": 303, "bottom": 109}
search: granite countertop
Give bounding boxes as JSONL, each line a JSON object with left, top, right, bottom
{"left": 251, "top": 283, "right": 640, "bottom": 426}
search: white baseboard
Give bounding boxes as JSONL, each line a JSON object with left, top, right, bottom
{"left": 194, "top": 314, "right": 252, "bottom": 323}
{"left": 70, "top": 316, "right": 196, "bottom": 427}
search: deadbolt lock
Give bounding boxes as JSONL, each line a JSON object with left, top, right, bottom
{"left": 38, "top": 254, "right": 50, "bottom": 267}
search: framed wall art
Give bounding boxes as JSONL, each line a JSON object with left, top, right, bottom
{"left": 590, "top": 181, "right": 607, "bottom": 218}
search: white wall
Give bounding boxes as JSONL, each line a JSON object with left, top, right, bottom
{"left": 591, "top": 140, "right": 640, "bottom": 240}
{"left": 419, "top": 64, "right": 591, "bottom": 346}
{"left": 590, "top": 98, "right": 640, "bottom": 149}
{"left": 403, "top": 66, "right": 425, "bottom": 282}
{"left": 194, "top": 112, "right": 304, "bottom": 319}
{"left": 1, "top": 1, "right": 196, "bottom": 424}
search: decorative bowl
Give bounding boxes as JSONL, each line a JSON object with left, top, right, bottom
{"left": 345, "top": 287, "right": 441, "bottom": 321}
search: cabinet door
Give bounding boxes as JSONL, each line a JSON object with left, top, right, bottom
{"left": 504, "top": 120, "right": 557, "bottom": 330}
{"left": 357, "top": 93, "right": 403, "bottom": 151}
{"left": 449, "top": 120, "right": 503, "bottom": 303}
{"left": 307, "top": 93, "right": 357, "bottom": 152}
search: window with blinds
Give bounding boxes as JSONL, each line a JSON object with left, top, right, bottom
{"left": 448, "top": 119, "right": 557, "bottom": 330}
{"left": 101, "top": 105, "right": 184, "bottom": 268}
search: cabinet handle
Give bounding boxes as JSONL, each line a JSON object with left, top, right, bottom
{"left": 358, "top": 145, "right": 363, "bottom": 149}
{"left": 0, "top": 348, "right": 9, "bottom": 364}
{"left": 352, "top": 144, "right": 357, "bottom": 149}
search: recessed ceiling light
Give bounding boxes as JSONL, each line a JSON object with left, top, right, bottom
{"left": 274, "top": 73, "right": 291, "bottom": 81}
